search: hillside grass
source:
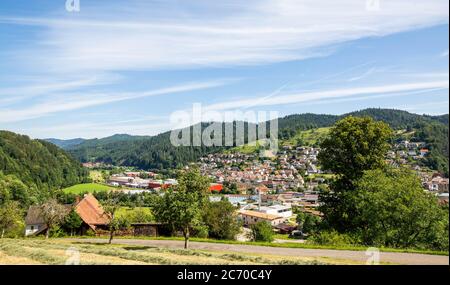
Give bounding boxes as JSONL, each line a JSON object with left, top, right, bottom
{"left": 225, "top": 140, "right": 267, "bottom": 154}
{"left": 62, "top": 183, "right": 113, "bottom": 194}
{"left": 283, "top": 127, "right": 331, "bottom": 146}
{"left": 0, "top": 238, "right": 339, "bottom": 265}
{"left": 75, "top": 236, "right": 448, "bottom": 256}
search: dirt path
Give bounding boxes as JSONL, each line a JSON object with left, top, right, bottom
{"left": 67, "top": 238, "right": 449, "bottom": 265}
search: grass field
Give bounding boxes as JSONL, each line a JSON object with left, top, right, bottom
{"left": 283, "top": 127, "right": 330, "bottom": 146}
{"left": 83, "top": 236, "right": 447, "bottom": 256}
{"left": 0, "top": 239, "right": 339, "bottom": 265}
{"left": 62, "top": 183, "right": 113, "bottom": 194}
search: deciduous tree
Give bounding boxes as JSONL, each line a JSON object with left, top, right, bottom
{"left": 40, "top": 199, "right": 68, "bottom": 239}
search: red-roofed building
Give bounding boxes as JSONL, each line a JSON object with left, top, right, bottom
{"left": 210, "top": 183, "right": 223, "bottom": 192}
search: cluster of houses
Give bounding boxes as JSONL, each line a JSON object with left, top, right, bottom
{"left": 108, "top": 172, "right": 223, "bottom": 192}
{"left": 420, "top": 173, "right": 449, "bottom": 204}
{"left": 198, "top": 147, "right": 324, "bottom": 194}
{"left": 387, "top": 140, "right": 429, "bottom": 166}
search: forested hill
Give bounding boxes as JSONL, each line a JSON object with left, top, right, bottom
{"left": 0, "top": 131, "right": 89, "bottom": 194}
{"left": 59, "top": 109, "right": 448, "bottom": 175}
{"left": 45, "top": 138, "right": 86, "bottom": 149}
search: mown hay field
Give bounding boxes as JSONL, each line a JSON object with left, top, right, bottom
{"left": 0, "top": 239, "right": 354, "bottom": 265}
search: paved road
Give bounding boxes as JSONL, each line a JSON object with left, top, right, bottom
{"left": 67, "top": 238, "right": 449, "bottom": 265}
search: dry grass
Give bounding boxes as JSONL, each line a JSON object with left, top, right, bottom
{"left": 0, "top": 251, "right": 42, "bottom": 265}
{"left": 0, "top": 238, "right": 341, "bottom": 265}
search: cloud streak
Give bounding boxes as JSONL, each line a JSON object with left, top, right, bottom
{"left": 0, "top": 80, "right": 228, "bottom": 123}
{"left": 3, "top": 0, "right": 448, "bottom": 73}
{"left": 204, "top": 80, "right": 449, "bottom": 111}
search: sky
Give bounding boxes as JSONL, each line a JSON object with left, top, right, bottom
{"left": 0, "top": 0, "right": 448, "bottom": 139}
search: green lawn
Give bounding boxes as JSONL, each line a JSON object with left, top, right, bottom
{"left": 63, "top": 183, "right": 113, "bottom": 194}
{"left": 116, "top": 207, "right": 153, "bottom": 221}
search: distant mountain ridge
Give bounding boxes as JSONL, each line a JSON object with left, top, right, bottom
{"left": 45, "top": 138, "right": 86, "bottom": 149}
{"left": 48, "top": 109, "right": 448, "bottom": 175}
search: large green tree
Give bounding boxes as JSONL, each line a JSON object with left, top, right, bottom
{"left": 152, "top": 168, "right": 209, "bottom": 248}
{"left": 318, "top": 116, "right": 393, "bottom": 231}
{"left": 353, "top": 168, "right": 448, "bottom": 250}
{"left": 203, "top": 198, "right": 241, "bottom": 240}
{"left": 318, "top": 116, "right": 393, "bottom": 186}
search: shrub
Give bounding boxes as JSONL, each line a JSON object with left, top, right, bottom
{"left": 249, "top": 221, "right": 274, "bottom": 242}
{"left": 308, "top": 230, "right": 358, "bottom": 246}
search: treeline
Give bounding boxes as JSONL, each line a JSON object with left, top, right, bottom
{"left": 67, "top": 122, "right": 261, "bottom": 170}
{"left": 0, "top": 131, "right": 89, "bottom": 197}
{"left": 63, "top": 109, "right": 448, "bottom": 175}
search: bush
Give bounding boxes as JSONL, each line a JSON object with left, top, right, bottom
{"left": 308, "top": 230, "right": 358, "bottom": 246}
{"left": 202, "top": 199, "right": 241, "bottom": 240}
{"left": 191, "top": 224, "right": 209, "bottom": 239}
{"left": 85, "top": 229, "right": 96, "bottom": 237}
{"left": 249, "top": 221, "right": 274, "bottom": 242}
{"left": 48, "top": 226, "right": 67, "bottom": 238}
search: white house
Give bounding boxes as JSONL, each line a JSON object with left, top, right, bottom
{"left": 238, "top": 210, "right": 284, "bottom": 226}
{"left": 24, "top": 206, "right": 47, "bottom": 236}
{"left": 258, "top": 204, "right": 293, "bottom": 219}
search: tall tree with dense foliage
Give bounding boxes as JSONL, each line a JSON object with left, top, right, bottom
{"left": 318, "top": 116, "right": 393, "bottom": 186}
{"left": 152, "top": 168, "right": 209, "bottom": 248}
{"left": 40, "top": 199, "right": 68, "bottom": 239}
{"left": 353, "top": 168, "right": 448, "bottom": 250}
{"left": 318, "top": 116, "right": 393, "bottom": 231}
{"left": 203, "top": 198, "right": 241, "bottom": 240}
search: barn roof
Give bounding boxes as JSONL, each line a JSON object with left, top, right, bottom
{"left": 25, "top": 205, "right": 72, "bottom": 225}
{"left": 25, "top": 205, "right": 45, "bottom": 225}
{"left": 75, "top": 193, "right": 110, "bottom": 229}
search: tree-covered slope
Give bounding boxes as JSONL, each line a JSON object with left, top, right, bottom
{"left": 64, "top": 109, "right": 448, "bottom": 175}
{"left": 0, "top": 130, "right": 89, "bottom": 192}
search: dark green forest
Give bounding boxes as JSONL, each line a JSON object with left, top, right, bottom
{"left": 0, "top": 131, "right": 89, "bottom": 197}
{"left": 61, "top": 109, "right": 448, "bottom": 176}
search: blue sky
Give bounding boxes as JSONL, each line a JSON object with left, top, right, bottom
{"left": 0, "top": 0, "right": 448, "bottom": 139}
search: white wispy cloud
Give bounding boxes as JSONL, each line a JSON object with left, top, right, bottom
{"left": 2, "top": 0, "right": 448, "bottom": 72}
{"left": 0, "top": 74, "right": 120, "bottom": 105}
{"left": 20, "top": 115, "right": 171, "bottom": 139}
{"left": 203, "top": 80, "right": 449, "bottom": 111}
{"left": 0, "top": 80, "right": 228, "bottom": 123}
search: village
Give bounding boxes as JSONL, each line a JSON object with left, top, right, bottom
{"left": 25, "top": 140, "right": 446, "bottom": 241}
